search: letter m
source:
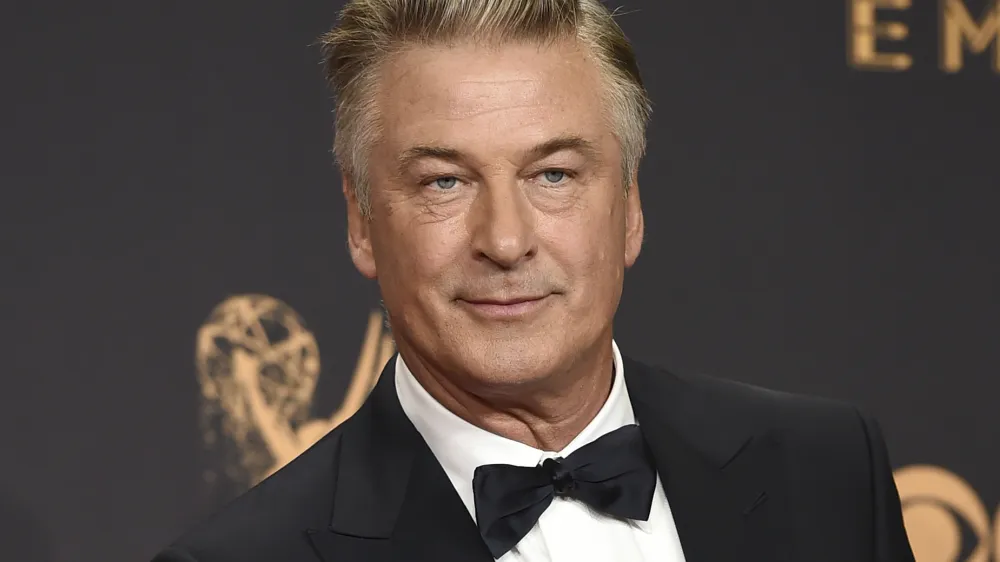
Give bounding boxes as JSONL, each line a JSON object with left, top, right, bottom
{"left": 941, "top": 0, "right": 1000, "bottom": 72}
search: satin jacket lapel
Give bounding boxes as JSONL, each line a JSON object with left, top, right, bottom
{"left": 307, "top": 356, "right": 493, "bottom": 562}
{"left": 624, "top": 357, "right": 792, "bottom": 562}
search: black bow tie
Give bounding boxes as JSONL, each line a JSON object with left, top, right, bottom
{"left": 471, "top": 424, "right": 656, "bottom": 559}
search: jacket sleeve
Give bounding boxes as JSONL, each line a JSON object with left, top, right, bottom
{"left": 856, "top": 409, "right": 916, "bottom": 562}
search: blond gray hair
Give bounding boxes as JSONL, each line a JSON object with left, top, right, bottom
{"left": 319, "top": 0, "right": 651, "bottom": 215}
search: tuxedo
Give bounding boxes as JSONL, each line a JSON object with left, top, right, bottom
{"left": 395, "top": 341, "right": 686, "bottom": 560}
{"left": 153, "top": 355, "right": 915, "bottom": 562}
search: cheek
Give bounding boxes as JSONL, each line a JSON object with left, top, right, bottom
{"left": 371, "top": 214, "right": 467, "bottom": 291}
{"left": 577, "top": 193, "right": 626, "bottom": 259}
{"left": 540, "top": 206, "right": 626, "bottom": 297}
{"left": 544, "top": 220, "right": 618, "bottom": 276}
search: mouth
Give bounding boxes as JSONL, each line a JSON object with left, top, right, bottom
{"left": 457, "top": 294, "right": 553, "bottom": 319}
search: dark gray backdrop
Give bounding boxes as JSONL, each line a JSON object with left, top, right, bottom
{"left": 3, "top": 1, "right": 997, "bottom": 561}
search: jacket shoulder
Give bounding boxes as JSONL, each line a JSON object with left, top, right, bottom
{"left": 153, "top": 425, "right": 347, "bottom": 561}
{"left": 678, "top": 368, "right": 861, "bottom": 425}
{"left": 626, "top": 356, "right": 875, "bottom": 460}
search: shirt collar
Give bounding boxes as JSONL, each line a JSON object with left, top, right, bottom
{"left": 395, "top": 340, "right": 638, "bottom": 522}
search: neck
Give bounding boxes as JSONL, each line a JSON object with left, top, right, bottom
{"left": 397, "top": 335, "right": 616, "bottom": 452}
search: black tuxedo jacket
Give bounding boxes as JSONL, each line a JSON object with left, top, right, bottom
{"left": 153, "top": 356, "right": 915, "bottom": 562}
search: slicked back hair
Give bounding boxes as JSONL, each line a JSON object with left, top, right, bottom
{"left": 319, "top": 0, "right": 651, "bottom": 215}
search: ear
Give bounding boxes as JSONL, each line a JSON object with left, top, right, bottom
{"left": 623, "top": 175, "right": 644, "bottom": 268}
{"left": 343, "top": 173, "right": 377, "bottom": 279}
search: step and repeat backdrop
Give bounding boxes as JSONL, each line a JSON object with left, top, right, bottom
{"left": 2, "top": 0, "right": 997, "bottom": 561}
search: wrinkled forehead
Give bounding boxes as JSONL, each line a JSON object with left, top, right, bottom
{"left": 370, "top": 40, "right": 616, "bottom": 159}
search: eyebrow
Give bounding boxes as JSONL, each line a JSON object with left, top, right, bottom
{"left": 395, "top": 135, "right": 601, "bottom": 174}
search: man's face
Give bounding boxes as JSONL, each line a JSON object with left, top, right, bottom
{"left": 344, "top": 39, "right": 643, "bottom": 392}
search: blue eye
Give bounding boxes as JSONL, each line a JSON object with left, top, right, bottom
{"left": 542, "top": 170, "right": 566, "bottom": 184}
{"left": 433, "top": 177, "right": 458, "bottom": 190}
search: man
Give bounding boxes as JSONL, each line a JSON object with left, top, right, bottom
{"left": 154, "top": 0, "right": 915, "bottom": 560}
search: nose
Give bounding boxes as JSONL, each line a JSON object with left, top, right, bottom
{"left": 468, "top": 180, "right": 537, "bottom": 269}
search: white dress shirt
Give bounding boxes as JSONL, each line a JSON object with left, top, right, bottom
{"left": 395, "top": 340, "right": 687, "bottom": 562}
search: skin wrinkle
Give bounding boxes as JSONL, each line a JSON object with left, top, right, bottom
{"left": 446, "top": 79, "right": 544, "bottom": 121}
{"left": 329, "top": 14, "right": 651, "bottom": 217}
{"left": 344, "top": 38, "right": 644, "bottom": 451}
{"left": 395, "top": 150, "right": 597, "bottom": 224}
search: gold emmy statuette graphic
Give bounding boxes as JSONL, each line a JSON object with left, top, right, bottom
{"left": 894, "top": 465, "right": 996, "bottom": 562}
{"left": 196, "top": 295, "right": 394, "bottom": 486}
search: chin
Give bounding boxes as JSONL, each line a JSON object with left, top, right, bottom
{"left": 449, "top": 333, "right": 567, "bottom": 387}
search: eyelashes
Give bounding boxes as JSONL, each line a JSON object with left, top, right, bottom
{"left": 421, "top": 169, "right": 577, "bottom": 192}
{"left": 428, "top": 176, "right": 459, "bottom": 191}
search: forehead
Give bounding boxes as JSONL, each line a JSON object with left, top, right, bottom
{"left": 372, "top": 39, "right": 611, "bottom": 154}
